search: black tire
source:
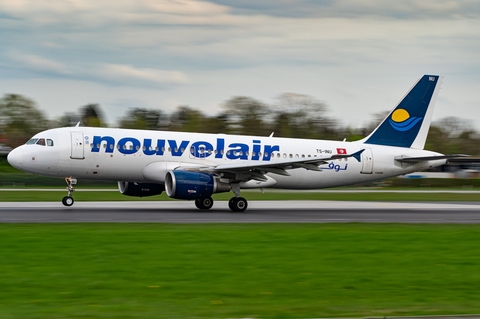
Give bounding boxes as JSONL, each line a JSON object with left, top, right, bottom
{"left": 228, "top": 197, "right": 236, "bottom": 211}
{"left": 62, "top": 196, "right": 74, "bottom": 207}
{"left": 229, "top": 197, "right": 248, "bottom": 212}
{"left": 195, "top": 197, "right": 214, "bottom": 210}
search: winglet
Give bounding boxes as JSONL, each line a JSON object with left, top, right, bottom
{"left": 351, "top": 149, "right": 364, "bottom": 162}
{"left": 331, "top": 149, "right": 364, "bottom": 162}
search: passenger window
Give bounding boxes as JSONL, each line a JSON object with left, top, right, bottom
{"left": 47, "top": 139, "right": 54, "bottom": 146}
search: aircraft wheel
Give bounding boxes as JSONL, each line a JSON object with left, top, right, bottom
{"left": 228, "top": 197, "right": 236, "bottom": 211}
{"left": 229, "top": 197, "right": 248, "bottom": 212}
{"left": 195, "top": 197, "right": 214, "bottom": 210}
{"left": 62, "top": 196, "right": 74, "bottom": 207}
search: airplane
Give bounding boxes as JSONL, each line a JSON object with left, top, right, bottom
{"left": 7, "top": 74, "right": 462, "bottom": 212}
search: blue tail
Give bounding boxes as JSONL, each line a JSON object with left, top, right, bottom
{"left": 363, "top": 75, "right": 442, "bottom": 149}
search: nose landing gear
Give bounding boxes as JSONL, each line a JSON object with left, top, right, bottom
{"left": 62, "top": 177, "right": 77, "bottom": 207}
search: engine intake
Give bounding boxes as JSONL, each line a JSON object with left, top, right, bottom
{"left": 165, "top": 171, "right": 230, "bottom": 200}
{"left": 118, "top": 181, "right": 164, "bottom": 197}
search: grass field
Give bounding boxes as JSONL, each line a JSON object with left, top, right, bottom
{"left": 1, "top": 224, "right": 480, "bottom": 319}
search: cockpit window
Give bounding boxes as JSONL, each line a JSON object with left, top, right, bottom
{"left": 26, "top": 137, "right": 54, "bottom": 146}
{"left": 26, "top": 138, "right": 38, "bottom": 145}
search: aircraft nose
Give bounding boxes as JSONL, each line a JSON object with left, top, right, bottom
{"left": 7, "top": 147, "right": 23, "bottom": 169}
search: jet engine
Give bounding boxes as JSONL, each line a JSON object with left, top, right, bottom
{"left": 118, "top": 181, "right": 164, "bottom": 197}
{"left": 165, "top": 170, "right": 230, "bottom": 200}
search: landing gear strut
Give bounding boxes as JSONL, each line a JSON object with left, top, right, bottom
{"left": 195, "top": 197, "right": 214, "bottom": 210}
{"left": 62, "top": 177, "right": 77, "bottom": 207}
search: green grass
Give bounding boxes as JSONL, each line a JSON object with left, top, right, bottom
{"left": 1, "top": 189, "right": 480, "bottom": 202}
{"left": 1, "top": 224, "right": 480, "bottom": 318}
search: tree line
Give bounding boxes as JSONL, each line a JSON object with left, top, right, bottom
{"left": 1, "top": 93, "right": 479, "bottom": 155}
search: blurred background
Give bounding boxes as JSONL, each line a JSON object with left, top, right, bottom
{"left": 2, "top": 0, "right": 480, "bottom": 186}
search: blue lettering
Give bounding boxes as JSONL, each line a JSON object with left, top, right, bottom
{"left": 143, "top": 139, "right": 165, "bottom": 156}
{"left": 190, "top": 141, "right": 214, "bottom": 158}
{"left": 252, "top": 140, "right": 261, "bottom": 160}
{"left": 92, "top": 136, "right": 114, "bottom": 153}
{"left": 118, "top": 137, "right": 141, "bottom": 155}
{"left": 215, "top": 138, "right": 224, "bottom": 159}
{"left": 89, "top": 135, "right": 280, "bottom": 161}
{"left": 263, "top": 145, "right": 280, "bottom": 161}
{"left": 226, "top": 143, "right": 249, "bottom": 160}
{"left": 168, "top": 140, "right": 189, "bottom": 157}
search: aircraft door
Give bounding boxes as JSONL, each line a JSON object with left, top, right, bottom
{"left": 361, "top": 148, "right": 373, "bottom": 174}
{"left": 70, "top": 132, "right": 85, "bottom": 159}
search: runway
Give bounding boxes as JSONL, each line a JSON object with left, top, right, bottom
{"left": 1, "top": 200, "right": 480, "bottom": 223}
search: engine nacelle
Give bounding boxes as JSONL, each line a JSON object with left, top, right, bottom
{"left": 165, "top": 170, "right": 230, "bottom": 200}
{"left": 118, "top": 181, "right": 164, "bottom": 197}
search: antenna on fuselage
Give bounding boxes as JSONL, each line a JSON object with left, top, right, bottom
{"left": 75, "top": 122, "right": 80, "bottom": 127}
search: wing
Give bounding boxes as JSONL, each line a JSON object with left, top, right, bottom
{"left": 186, "top": 149, "right": 365, "bottom": 182}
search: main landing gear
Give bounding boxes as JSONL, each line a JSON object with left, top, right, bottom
{"left": 193, "top": 183, "right": 248, "bottom": 212}
{"left": 228, "top": 197, "right": 248, "bottom": 212}
{"left": 194, "top": 196, "right": 248, "bottom": 212}
{"left": 228, "top": 183, "right": 248, "bottom": 212}
{"left": 195, "top": 197, "right": 214, "bottom": 210}
{"left": 193, "top": 196, "right": 247, "bottom": 212}
{"left": 62, "top": 177, "right": 77, "bottom": 207}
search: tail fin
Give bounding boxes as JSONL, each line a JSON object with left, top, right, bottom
{"left": 362, "top": 75, "right": 443, "bottom": 149}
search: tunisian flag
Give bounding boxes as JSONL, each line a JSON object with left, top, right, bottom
{"left": 336, "top": 148, "right": 347, "bottom": 155}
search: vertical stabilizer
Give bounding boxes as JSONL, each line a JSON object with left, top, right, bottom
{"left": 362, "top": 75, "right": 443, "bottom": 149}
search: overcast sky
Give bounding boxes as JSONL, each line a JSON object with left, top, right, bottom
{"left": 1, "top": 0, "right": 480, "bottom": 130}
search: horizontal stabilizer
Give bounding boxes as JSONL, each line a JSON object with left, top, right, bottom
{"left": 395, "top": 154, "right": 469, "bottom": 163}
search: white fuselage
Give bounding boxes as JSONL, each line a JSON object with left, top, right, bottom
{"left": 8, "top": 127, "right": 446, "bottom": 189}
